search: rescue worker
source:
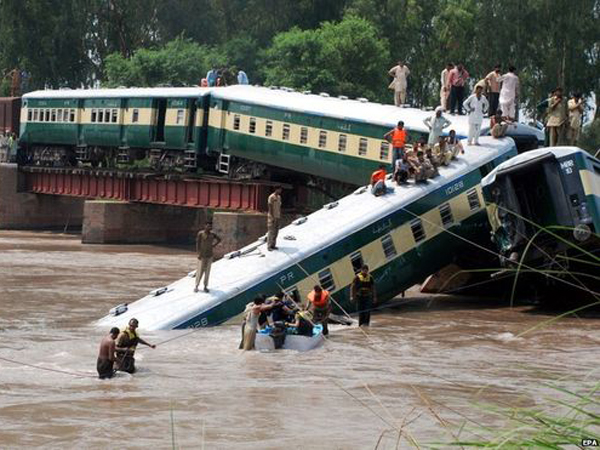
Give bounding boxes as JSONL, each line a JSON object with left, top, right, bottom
{"left": 351, "top": 265, "right": 377, "bottom": 326}
{"left": 115, "top": 318, "right": 156, "bottom": 373}
{"left": 306, "top": 285, "right": 331, "bottom": 335}
{"left": 268, "top": 292, "right": 296, "bottom": 323}
{"left": 546, "top": 87, "right": 567, "bottom": 146}
{"left": 241, "top": 296, "right": 275, "bottom": 350}
{"left": 567, "top": 93, "right": 584, "bottom": 146}
{"left": 194, "top": 222, "right": 222, "bottom": 293}
{"left": 267, "top": 186, "right": 282, "bottom": 251}
{"left": 370, "top": 164, "right": 387, "bottom": 196}
{"left": 383, "top": 121, "right": 407, "bottom": 169}
{"left": 97, "top": 327, "right": 119, "bottom": 379}
{"left": 286, "top": 309, "right": 314, "bottom": 337}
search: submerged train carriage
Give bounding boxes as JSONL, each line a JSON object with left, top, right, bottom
{"left": 206, "top": 85, "right": 544, "bottom": 185}
{"left": 482, "top": 147, "right": 600, "bottom": 282}
{"left": 19, "top": 88, "right": 212, "bottom": 169}
{"left": 97, "top": 137, "right": 518, "bottom": 331}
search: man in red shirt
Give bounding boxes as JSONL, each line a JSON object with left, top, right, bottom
{"left": 370, "top": 164, "right": 387, "bottom": 196}
{"left": 448, "top": 64, "right": 469, "bottom": 115}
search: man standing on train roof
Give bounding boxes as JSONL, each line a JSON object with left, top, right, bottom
{"left": 447, "top": 64, "right": 469, "bottom": 115}
{"left": 567, "top": 93, "right": 584, "bottom": 146}
{"left": 351, "top": 265, "right": 377, "bottom": 327}
{"left": 194, "top": 222, "right": 221, "bottom": 293}
{"left": 423, "top": 107, "right": 451, "bottom": 146}
{"left": 388, "top": 60, "right": 410, "bottom": 106}
{"left": 267, "top": 186, "right": 282, "bottom": 251}
{"left": 97, "top": 327, "right": 119, "bottom": 379}
{"left": 440, "top": 63, "right": 454, "bottom": 111}
{"left": 546, "top": 87, "right": 568, "bottom": 147}
{"left": 384, "top": 120, "right": 407, "bottom": 169}
{"left": 499, "top": 66, "right": 520, "bottom": 120}
{"left": 307, "top": 285, "right": 331, "bottom": 335}
{"left": 370, "top": 164, "right": 387, "bottom": 196}
{"left": 463, "top": 85, "right": 489, "bottom": 146}
{"left": 484, "top": 64, "right": 502, "bottom": 117}
{"left": 237, "top": 69, "right": 249, "bottom": 85}
{"left": 115, "top": 318, "right": 155, "bottom": 374}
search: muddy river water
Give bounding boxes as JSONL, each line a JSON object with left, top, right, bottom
{"left": 0, "top": 230, "right": 598, "bottom": 449}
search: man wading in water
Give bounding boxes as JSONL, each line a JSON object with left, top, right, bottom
{"left": 115, "top": 318, "right": 156, "bottom": 373}
{"left": 97, "top": 327, "right": 119, "bottom": 379}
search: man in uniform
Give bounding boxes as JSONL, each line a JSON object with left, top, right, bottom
{"left": 115, "top": 318, "right": 156, "bottom": 374}
{"left": 546, "top": 87, "right": 568, "bottom": 146}
{"left": 306, "top": 285, "right": 331, "bottom": 335}
{"left": 351, "top": 265, "right": 377, "bottom": 327}
{"left": 267, "top": 186, "right": 282, "bottom": 251}
{"left": 567, "top": 93, "right": 584, "bottom": 146}
{"left": 194, "top": 222, "right": 221, "bottom": 293}
{"left": 388, "top": 60, "right": 410, "bottom": 106}
{"left": 97, "top": 327, "right": 119, "bottom": 379}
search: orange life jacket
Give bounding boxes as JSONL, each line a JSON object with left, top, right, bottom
{"left": 392, "top": 128, "right": 406, "bottom": 148}
{"left": 371, "top": 169, "right": 386, "bottom": 184}
{"left": 308, "top": 289, "right": 330, "bottom": 309}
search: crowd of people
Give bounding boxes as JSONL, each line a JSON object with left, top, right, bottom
{"left": 200, "top": 67, "right": 249, "bottom": 87}
{"left": 0, "top": 131, "right": 17, "bottom": 162}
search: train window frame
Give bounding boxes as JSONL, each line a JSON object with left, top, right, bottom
{"left": 350, "top": 251, "right": 364, "bottom": 274}
{"left": 33, "top": 109, "right": 38, "bottom": 121}
{"left": 318, "top": 268, "right": 336, "bottom": 292}
{"left": 249, "top": 117, "right": 257, "bottom": 134}
{"left": 98, "top": 109, "right": 105, "bottom": 123}
{"left": 105, "top": 109, "right": 111, "bottom": 123}
{"left": 46, "top": 109, "right": 51, "bottom": 122}
{"left": 176, "top": 109, "right": 184, "bottom": 125}
{"left": 284, "top": 286, "right": 301, "bottom": 306}
{"left": 338, "top": 134, "right": 347, "bottom": 153}
{"left": 410, "top": 218, "right": 426, "bottom": 244}
{"left": 380, "top": 141, "right": 390, "bottom": 161}
{"left": 91, "top": 109, "right": 97, "bottom": 123}
{"left": 27, "top": 109, "right": 32, "bottom": 121}
{"left": 265, "top": 120, "right": 273, "bottom": 137}
{"left": 319, "top": 130, "right": 327, "bottom": 148}
{"left": 112, "top": 109, "right": 118, "bottom": 123}
{"left": 300, "top": 127, "right": 308, "bottom": 144}
{"left": 57, "top": 109, "right": 63, "bottom": 122}
{"left": 439, "top": 203, "right": 454, "bottom": 228}
{"left": 282, "top": 124, "right": 290, "bottom": 141}
{"left": 233, "top": 114, "right": 240, "bottom": 131}
{"left": 70, "top": 109, "right": 76, "bottom": 122}
{"left": 132, "top": 109, "right": 139, "bottom": 123}
{"left": 51, "top": 109, "right": 57, "bottom": 122}
{"left": 467, "top": 188, "right": 481, "bottom": 211}
{"left": 381, "top": 234, "right": 397, "bottom": 260}
{"left": 359, "top": 138, "right": 368, "bottom": 156}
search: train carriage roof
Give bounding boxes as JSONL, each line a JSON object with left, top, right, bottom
{"left": 23, "top": 87, "right": 213, "bottom": 99}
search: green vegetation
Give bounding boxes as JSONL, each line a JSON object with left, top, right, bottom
{"left": 0, "top": 0, "right": 599, "bottom": 120}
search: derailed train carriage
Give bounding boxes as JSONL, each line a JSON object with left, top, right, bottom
{"left": 17, "top": 86, "right": 543, "bottom": 186}
{"left": 481, "top": 147, "right": 600, "bottom": 296}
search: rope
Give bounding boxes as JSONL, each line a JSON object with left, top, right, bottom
{"left": 0, "top": 355, "right": 96, "bottom": 379}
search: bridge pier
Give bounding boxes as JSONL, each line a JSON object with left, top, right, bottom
{"left": 0, "top": 163, "right": 84, "bottom": 230}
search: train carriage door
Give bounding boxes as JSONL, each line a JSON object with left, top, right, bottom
{"left": 186, "top": 99, "right": 196, "bottom": 144}
{"left": 119, "top": 98, "right": 128, "bottom": 146}
{"left": 77, "top": 99, "right": 85, "bottom": 146}
{"left": 208, "top": 98, "right": 229, "bottom": 152}
{"left": 154, "top": 99, "right": 167, "bottom": 142}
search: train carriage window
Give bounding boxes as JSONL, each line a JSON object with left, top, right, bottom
{"left": 132, "top": 109, "right": 139, "bottom": 123}
{"left": 381, "top": 234, "right": 397, "bottom": 259}
{"left": 57, "top": 109, "right": 63, "bottom": 122}
{"left": 282, "top": 124, "right": 290, "bottom": 141}
{"left": 33, "top": 109, "right": 38, "bottom": 121}
{"left": 265, "top": 120, "right": 273, "bottom": 137}
{"left": 39, "top": 110, "right": 44, "bottom": 122}
{"left": 300, "top": 127, "right": 308, "bottom": 144}
{"left": 91, "top": 109, "right": 97, "bottom": 123}
{"left": 350, "top": 251, "right": 364, "bottom": 274}
{"left": 51, "top": 109, "right": 56, "bottom": 122}
{"left": 176, "top": 109, "right": 184, "bottom": 125}
{"left": 467, "top": 188, "right": 481, "bottom": 211}
{"left": 112, "top": 109, "right": 118, "bottom": 123}
{"left": 233, "top": 114, "right": 240, "bottom": 130}
{"left": 439, "top": 203, "right": 454, "bottom": 228}
{"left": 99, "top": 109, "right": 105, "bottom": 123}
{"left": 27, "top": 109, "right": 32, "bottom": 121}
{"left": 380, "top": 142, "right": 390, "bottom": 161}
{"left": 46, "top": 109, "right": 51, "bottom": 122}
{"left": 338, "top": 134, "right": 347, "bottom": 152}
{"left": 249, "top": 117, "right": 256, "bottom": 133}
{"left": 284, "top": 286, "right": 301, "bottom": 305}
{"left": 318, "top": 268, "right": 336, "bottom": 292}
{"left": 410, "top": 218, "right": 426, "bottom": 243}
{"left": 70, "top": 109, "right": 76, "bottom": 122}
{"left": 359, "top": 138, "right": 368, "bottom": 156}
{"left": 318, "top": 130, "right": 327, "bottom": 148}
{"left": 105, "top": 109, "right": 111, "bottom": 122}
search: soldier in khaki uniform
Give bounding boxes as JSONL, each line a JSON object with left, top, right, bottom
{"left": 546, "top": 87, "right": 568, "bottom": 147}
{"left": 267, "top": 187, "right": 282, "bottom": 251}
{"left": 567, "top": 93, "right": 584, "bottom": 146}
{"left": 194, "top": 222, "right": 221, "bottom": 293}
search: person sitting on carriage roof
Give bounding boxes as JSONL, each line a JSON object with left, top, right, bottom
{"left": 446, "top": 130, "right": 464, "bottom": 159}
{"left": 393, "top": 154, "right": 410, "bottom": 185}
{"left": 370, "top": 164, "right": 387, "bottom": 196}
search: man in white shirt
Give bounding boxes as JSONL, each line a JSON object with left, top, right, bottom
{"left": 463, "top": 85, "right": 489, "bottom": 145}
{"left": 423, "top": 107, "right": 452, "bottom": 145}
{"left": 388, "top": 61, "right": 410, "bottom": 106}
{"left": 440, "top": 63, "right": 454, "bottom": 111}
{"left": 499, "top": 66, "right": 520, "bottom": 120}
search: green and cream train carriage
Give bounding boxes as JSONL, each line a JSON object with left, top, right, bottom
{"left": 98, "top": 137, "right": 518, "bottom": 330}
{"left": 19, "top": 87, "right": 212, "bottom": 169}
{"left": 482, "top": 147, "right": 600, "bottom": 276}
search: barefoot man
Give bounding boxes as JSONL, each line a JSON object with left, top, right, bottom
{"left": 97, "top": 327, "right": 119, "bottom": 379}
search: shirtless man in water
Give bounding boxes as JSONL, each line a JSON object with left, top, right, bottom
{"left": 97, "top": 327, "right": 119, "bottom": 379}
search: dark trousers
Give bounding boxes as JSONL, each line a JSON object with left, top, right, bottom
{"left": 488, "top": 92, "right": 499, "bottom": 116}
{"left": 97, "top": 358, "right": 114, "bottom": 379}
{"left": 357, "top": 295, "right": 373, "bottom": 326}
{"left": 449, "top": 85, "right": 465, "bottom": 114}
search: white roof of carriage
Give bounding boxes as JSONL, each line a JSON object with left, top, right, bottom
{"left": 23, "top": 87, "right": 213, "bottom": 99}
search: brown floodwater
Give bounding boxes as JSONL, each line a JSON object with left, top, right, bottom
{"left": 0, "top": 230, "right": 598, "bottom": 449}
